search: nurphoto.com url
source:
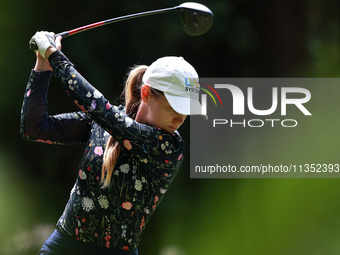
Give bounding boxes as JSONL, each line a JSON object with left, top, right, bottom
{"left": 194, "top": 163, "right": 340, "bottom": 176}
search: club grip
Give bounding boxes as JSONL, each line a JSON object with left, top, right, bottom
{"left": 29, "top": 31, "right": 69, "bottom": 51}
{"left": 56, "top": 31, "right": 69, "bottom": 38}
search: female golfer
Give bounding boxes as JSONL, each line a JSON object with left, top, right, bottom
{"left": 21, "top": 32, "right": 204, "bottom": 255}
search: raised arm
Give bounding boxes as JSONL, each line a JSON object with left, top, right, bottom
{"left": 20, "top": 36, "right": 92, "bottom": 145}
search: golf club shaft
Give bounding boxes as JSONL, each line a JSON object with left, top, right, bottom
{"left": 59, "top": 6, "right": 178, "bottom": 39}
{"left": 30, "top": 6, "right": 178, "bottom": 50}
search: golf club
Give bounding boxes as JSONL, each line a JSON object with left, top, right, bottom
{"left": 29, "top": 2, "right": 213, "bottom": 51}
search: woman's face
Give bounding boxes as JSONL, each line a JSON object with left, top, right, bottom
{"left": 137, "top": 87, "right": 187, "bottom": 133}
{"left": 148, "top": 95, "right": 187, "bottom": 133}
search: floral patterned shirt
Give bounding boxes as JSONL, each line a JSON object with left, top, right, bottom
{"left": 20, "top": 51, "right": 185, "bottom": 251}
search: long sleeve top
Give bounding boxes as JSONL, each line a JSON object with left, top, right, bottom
{"left": 20, "top": 51, "right": 185, "bottom": 251}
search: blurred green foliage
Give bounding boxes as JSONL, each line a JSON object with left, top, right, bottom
{"left": 1, "top": 0, "right": 340, "bottom": 254}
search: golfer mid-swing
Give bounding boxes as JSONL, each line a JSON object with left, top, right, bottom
{"left": 21, "top": 32, "right": 204, "bottom": 255}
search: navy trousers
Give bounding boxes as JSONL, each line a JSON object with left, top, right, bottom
{"left": 39, "top": 230, "right": 138, "bottom": 255}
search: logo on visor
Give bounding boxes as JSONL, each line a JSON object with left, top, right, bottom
{"left": 185, "top": 78, "right": 199, "bottom": 88}
{"left": 185, "top": 78, "right": 200, "bottom": 93}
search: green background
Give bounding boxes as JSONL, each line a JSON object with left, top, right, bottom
{"left": 1, "top": 0, "right": 340, "bottom": 254}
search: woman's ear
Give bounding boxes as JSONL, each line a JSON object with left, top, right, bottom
{"left": 141, "top": 85, "right": 152, "bottom": 103}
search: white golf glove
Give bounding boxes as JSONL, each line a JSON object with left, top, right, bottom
{"left": 29, "top": 31, "right": 56, "bottom": 59}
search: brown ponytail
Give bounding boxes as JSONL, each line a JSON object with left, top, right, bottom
{"left": 101, "top": 65, "right": 148, "bottom": 187}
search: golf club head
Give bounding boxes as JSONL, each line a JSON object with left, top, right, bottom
{"left": 178, "top": 2, "right": 214, "bottom": 36}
